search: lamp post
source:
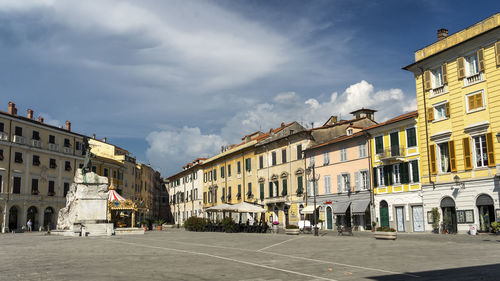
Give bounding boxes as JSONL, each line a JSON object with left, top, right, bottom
{"left": 306, "top": 164, "right": 320, "bottom": 237}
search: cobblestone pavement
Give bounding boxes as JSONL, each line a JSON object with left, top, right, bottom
{"left": 0, "top": 230, "right": 499, "bottom": 281}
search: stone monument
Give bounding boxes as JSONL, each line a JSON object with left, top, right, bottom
{"left": 54, "top": 137, "right": 113, "bottom": 236}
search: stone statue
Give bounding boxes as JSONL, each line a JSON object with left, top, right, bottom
{"left": 81, "top": 137, "right": 95, "bottom": 175}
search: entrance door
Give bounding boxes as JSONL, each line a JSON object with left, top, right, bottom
{"left": 412, "top": 206, "right": 424, "bottom": 232}
{"left": 476, "top": 194, "right": 495, "bottom": 232}
{"left": 379, "top": 201, "right": 389, "bottom": 227}
{"left": 326, "top": 207, "right": 333, "bottom": 230}
{"left": 9, "top": 206, "right": 18, "bottom": 230}
{"left": 396, "top": 207, "right": 405, "bottom": 232}
{"left": 442, "top": 207, "right": 457, "bottom": 233}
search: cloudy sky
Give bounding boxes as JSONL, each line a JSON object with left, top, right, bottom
{"left": 1, "top": 0, "right": 498, "bottom": 175}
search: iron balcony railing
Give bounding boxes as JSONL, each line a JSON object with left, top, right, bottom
{"left": 376, "top": 145, "right": 406, "bottom": 159}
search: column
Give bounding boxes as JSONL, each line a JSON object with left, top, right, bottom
{"left": 131, "top": 211, "right": 135, "bottom": 228}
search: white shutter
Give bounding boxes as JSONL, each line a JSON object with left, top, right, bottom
{"left": 346, "top": 173, "right": 351, "bottom": 192}
{"left": 355, "top": 171, "right": 361, "bottom": 191}
{"left": 337, "top": 175, "right": 342, "bottom": 193}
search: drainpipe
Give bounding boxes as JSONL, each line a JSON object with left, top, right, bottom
{"left": 419, "top": 67, "right": 435, "bottom": 189}
{"left": 2, "top": 119, "right": 13, "bottom": 233}
{"left": 366, "top": 131, "right": 375, "bottom": 228}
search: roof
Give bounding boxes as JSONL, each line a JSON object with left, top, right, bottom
{"left": 364, "top": 111, "right": 418, "bottom": 131}
{"left": 311, "top": 117, "right": 375, "bottom": 131}
{"left": 349, "top": 108, "right": 377, "bottom": 114}
{"left": 306, "top": 131, "right": 366, "bottom": 151}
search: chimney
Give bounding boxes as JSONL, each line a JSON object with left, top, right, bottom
{"left": 437, "top": 28, "right": 448, "bottom": 41}
{"left": 8, "top": 102, "right": 17, "bottom": 115}
{"left": 27, "top": 109, "right": 34, "bottom": 119}
{"left": 38, "top": 116, "right": 44, "bottom": 123}
{"left": 65, "top": 121, "right": 71, "bottom": 131}
{"left": 102, "top": 137, "right": 107, "bottom": 143}
{"left": 281, "top": 122, "right": 285, "bottom": 127}
{"left": 92, "top": 134, "right": 96, "bottom": 139}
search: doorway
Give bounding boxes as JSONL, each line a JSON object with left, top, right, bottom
{"left": 9, "top": 206, "right": 18, "bottom": 231}
{"left": 412, "top": 206, "right": 424, "bottom": 232}
{"left": 326, "top": 207, "right": 333, "bottom": 229}
{"left": 27, "top": 206, "right": 38, "bottom": 230}
{"left": 395, "top": 206, "right": 405, "bottom": 232}
{"left": 43, "top": 207, "right": 55, "bottom": 230}
{"left": 440, "top": 197, "right": 457, "bottom": 233}
{"left": 476, "top": 194, "right": 494, "bottom": 232}
{"left": 284, "top": 206, "right": 289, "bottom": 226}
{"left": 379, "top": 200, "right": 389, "bottom": 227}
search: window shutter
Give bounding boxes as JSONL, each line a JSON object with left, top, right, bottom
{"left": 401, "top": 162, "right": 410, "bottom": 184}
{"left": 477, "top": 49, "right": 485, "bottom": 72}
{"left": 373, "top": 168, "right": 378, "bottom": 188}
{"left": 468, "top": 95, "right": 476, "bottom": 110}
{"left": 427, "top": 107, "right": 434, "bottom": 122}
{"left": 457, "top": 57, "right": 465, "bottom": 79}
{"left": 429, "top": 144, "right": 437, "bottom": 175}
{"left": 383, "top": 166, "right": 390, "bottom": 186}
{"left": 445, "top": 102, "right": 450, "bottom": 118}
{"left": 411, "top": 160, "right": 420, "bottom": 183}
{"left": 346, "top": 173, "right": 351, "bottom": 191}
{"left": 463, "top": 138, "right": 472, "bottom": 170}
{"left": 276, "top": 181, "right": 279, "bottom": 197}
{"left": 282, "top": 179, "right": 287, "bottom": 196}
{"left": 355, "top": 171, "right": 360, "bottom": 191}
{"left": 337, "top": 175, "right": 342, "bottom": 192}
{"left": 269, "top": 182, "right": 273, "bottom": 198}
{"left": 495, "top": 42, "right": 500, "bottom": 66}
{"left": 486, "top": 132, "right": 496, "bottom": 167}
{"left": 424, "top": 70, "right": 431, "bottom": 91}
{"left": 475, "top": 93, "right": 483, "bottom": 108}
{"left": 449, "top": 140, "right": 457, "bottom": 172}
{"left": 297, "top": 176, "right": 303, "bottom": 194}
{"left": 442, "top": 63, "right": 448, "bottom": 84}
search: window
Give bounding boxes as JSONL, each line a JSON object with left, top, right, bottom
{"left": 227, "top": 186, "right": 231, "bottom": 200}
{"left": 63, "top": 182, "right": 69, "bottom": 197}
{"left": 271, "top": 152, "right": 277, "bottom": 166}
{"left": 14, "top": 126, "right": 22, "bottom": 136}
{"left": 347, "top": 129, "right": 353, "bottom": 136}
{"left": 393, "top": 164, "right": 401, "bottom": 184}
{"left": 245, "top": 158, "right": 251, "bottom": 171}
{"left": 297, "top": 145, "right": 303, "bottom": 160}
{"left": 31, "top": 178, "right": 39, "bottom": 194}
{"left": 309, "top": 156, "right": 315, "bottom": 167}
{"left": 360, "top": 170, "right": 369, "bottom": 190}
{"left": 64, "top": 138, "right": 71, "bottom": 148}
{"left": 281, "top": 179, "right": 287, "bottom": 196}
{"left": 259, "top": 156, "right": 264, "bottom": 169}
{"left": 377, "top": 167, "right": 385, "bottom": 186}
{"left": 406, "top": 127, "right": 417, "bottom": 148}
{"left": 340, "top": 148, "right": 348, "bottom": 162}
{"left": 237, "top": 161, "right": 241, "bottom": 174}
{"left": 358, "top": 143, "right": 367, "bottom": 158}
{"left": 14, "top": 152, "right": 23, "bottom": 163}
{"left": 466, "top": 91, "right": 484, "bottom": 112}
{"left": 104, "top": 168, "right": 109, "bottom": 177}
{"left": 465, "top": 53, "right": 479, "bottom": 77}
{"left": 65, "top": 161, "right": 72, "bottom": 171}
{"left": 48, "top": 181, "right": 55, "bottom": 196}
{"left": 375, "top": 136, "right": 384, "bottom": 154}
{"left": 282, "top": 149, "right": 287, "bottom": 163}
{"left": 434, "top": 104, "right": 447, "bottom": 120}
{"left": 49, "top": 135, "right": 56, "bottom": 144}
{"left": 0, "top": 122, "right": 3, "bottom": 132}
{"left": 324, "top": 175, "right": 331, "bottom": 194}
{"left": 296, "top": 176, "right": 303, "bottom": 195}
{"left": 204, "top": 173, "right": 207, "bottom": 182}
{"left": 76, "top": 141, "right": 81, "bottom": 150}
{"left": 228, "top": 164, "right": 231, "bottom": 177}
{"left": 438, "top": 142, "right": 451, "bottom": 173}
{"left": 431, "top": 67, "right": 443, "bottom": 88}
{"left": 221, "top": 166, "right": 225, "bottom": 178}
{"left": 247, "top": 182, "right": 252, "bottom": 197}
{"left": 203, "top": 192, "right": 207, "bottom": 204}
{"left": 338, "top": 173, "right": 350, "bottom": 193}
{"left": 323, "top": 152, "right": 330, "bottom": 165}
{"left": 474, "top": 135, "right": 488, "bottom": 167}
{"left": 32, "top": 131, "right": 40, "bottom": 140}
{"left": 13, "top": 176, "right": 21, "bottom": 194}
{"left": 237, "top": 185, "right": 241, "bottom": 199}
{"left": 0, "top": 149, "right": 3, "bottom": 161}
{"left": 32, "top": 155, "right": 40, "bottom": 166}
{"left": 260, "top": 183, "right": 264, "bottom": 200}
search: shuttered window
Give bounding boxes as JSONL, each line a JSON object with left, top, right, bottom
{"left": 457, "top": 57, "right": 465, "bottom": 79}
{"left": 467, "top": 91, "right": 484, "bottom": 112}
{"left": 406, "top": 127, "right": 417, "bottom": 147}
{"left": 429, "top": 144, "right": 437, "bottom": 175}
{"left": 282, "top": 179, "right": 287, "bottom": 196}
{"left": 427, "top": 108, "right": 434, "bottom": 122}
{"left": 486, "top": 132, "right": 495, "bottom": 167}
{"left": 445, "top": 102, "right": 450, "bottom": 118}
{"left": 411, "top": 160, "right": 419, "bottom": 183}
{"left": 442, "top": 63, "right": 448, "bottom": 84}
{"left": 373, "top": 167, "right": 378, "bottom": 188}
{"left": 463, "top": 137, "right": 472, "bottom": 170}
{"left": 495, "top": 41, "right": 500, "bottom": 66}
{"left": 477, "top": 49, "right": 485, "bottom": 72}
{"left": 449, "top": 140, "right": 457, "bottom": 172}
{"left": 424, "top": 70, "right": 431, "bottom": 91}
{"left": 296, "top": 176, "right": 303, "bottom": 194}
{"left": 260, "top": 183, "right": 264, "bottom": 200}
{"left": 268, "top": 182, "right": 273, "bottom": 198}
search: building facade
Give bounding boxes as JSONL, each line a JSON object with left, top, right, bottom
{"left": 366, "top": 111, "right": 424, "bottom": 232}
{"left": 404, "top": 14, "right": 500, "bottom": 233}
{"left": 1, "top": 102, "right": 84, "bottom": 232}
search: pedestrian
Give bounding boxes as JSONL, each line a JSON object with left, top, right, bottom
{"left": 27, "top": 219, "right": 32, "bottom": 232}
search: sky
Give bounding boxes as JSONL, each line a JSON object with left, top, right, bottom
{"left": 1, "top": 0, "right": 499, "bottom": 176}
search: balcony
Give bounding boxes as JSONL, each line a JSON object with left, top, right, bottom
{"left": 63, "top": 147, "right": 72, "bottom": 154}
{"left": 0, "top": 131, "right": 8, "bottom": 141}
{"left": 430, "top": 85, "right": 446, "bottom": 96}
{"left": 464, "top": 72, "right": 483, "bottom": 87}
{"left": 376, "top": 146, "right": 406, "bottom": 161}
{"left": 264, "top": 196, "right": 287, "bottom": 204}
{"left": 31, "top": 139, "right": 42, "bottom": 148}
{"left": 48, "top": 143, "right": 59, "bottom": 152}
{"left": 13, "top": 135, "right": 27, "bottom": 145}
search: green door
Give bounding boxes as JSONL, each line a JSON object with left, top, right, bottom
{"left": 380, "top": 201, "right": 389, "bottom": 227}
{"left": 326, "top": 207, "right": 333, "bottom": 230}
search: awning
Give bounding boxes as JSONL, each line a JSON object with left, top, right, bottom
{"left": 351, "top": 199, "right": 370, "bottom": 215}
{"left": 206, "top": 204, "right": 233, "bottom": 212}
{"left": 300, "top": 205, "right": 318, "bottom": 214}
{"left": 333, "top": 202, "right": 350, "bottom": 215}
{"left": 228, "top": 202, "right": 266, "bottom": 213}
{"left": 108, "top": 189, "right": 126, "bottom": 202}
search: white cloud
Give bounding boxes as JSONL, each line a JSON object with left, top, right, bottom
{"left": 38, "top": 112, "right": 62, "bottom": 128}
{"left": 146, "top": 126, "right": 225, "bottom": 174}
{"left": 149, "top": 80, "right": 417, "bottom": 175}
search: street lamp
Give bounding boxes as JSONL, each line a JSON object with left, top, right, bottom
{"left": 453, "top": 175, "right": 465, "bottom": 189}
{"left": 306, "top": 164, "right": 320, "bottom": 237}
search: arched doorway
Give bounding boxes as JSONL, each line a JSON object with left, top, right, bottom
{"left": 440, "top": 197, "right": 457, "bottom": 233}
{"left": 43, "top": 207, "right": 55, "bottom": 230}
{"left": 27, "top": 206, "right": 38, "bottom": 231}
{"left": 379, "top": 201, "right": 389, "bottom": 227}
{"left": 326, "top": 206, "right": 333, "bottom": 229}
{"left": 284, "top": 206, "right": 289, "bottom": 226}
{"left": 476, "top": 194, "right": 494, "bottom": 232}
{"left": 9, "top": 206, "right": 18, "bottom": 231}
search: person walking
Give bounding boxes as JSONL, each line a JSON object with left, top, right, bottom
{"left": 27, "top": 219, "right": 32, "bottom": 232}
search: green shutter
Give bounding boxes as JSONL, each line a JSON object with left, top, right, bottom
{"left": 400, "top": 162, "right": 409, "bottom": 184}
{"left": 282, "top": 179, "right": 287, "bottom": 196}
{"left": 276, "top": 181, "right": 279, "bottom": 197}
{"left": 373, "top": 167, "right": 378, "bottom": 188}
{"left": 260, "top": 183, "right": 264, "bottom": 200}
{"left": 269, "top": 182, "right": 273, "bottom": 198}
{"left": 297, "top": 176, "right": 303, "bottom": 194}
{"left": 412, "top": 160, "right": 419, "bottom": 183}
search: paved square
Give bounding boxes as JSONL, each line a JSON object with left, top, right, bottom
{"left": 0, "top": 230, "right": 499, "bottom": 280}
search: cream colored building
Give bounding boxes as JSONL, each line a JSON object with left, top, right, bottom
{"left": 1, "top": 102, "right": 84, "bottom": 232}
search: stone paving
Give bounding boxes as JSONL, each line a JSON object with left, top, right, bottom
{"left": 0, "top": 229, "right": 499, "bottom": 280}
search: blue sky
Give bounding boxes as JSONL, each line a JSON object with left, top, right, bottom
{"left": 1, "top": 0, "right": 499, "bottom": 175}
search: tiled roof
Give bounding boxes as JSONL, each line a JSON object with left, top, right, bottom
{"left": 307, "top": 131, "right": 366, "bottom": 150}
{"left": 364, "top": 111, "right": 418, "bottom": 131}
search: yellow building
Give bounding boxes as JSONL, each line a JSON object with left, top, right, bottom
{"left": 404, "top": 14, "right": 500, "bottom": 233}
{"left": 202, "top": 132, "right": 263, "bottom": 222}
{"left": 366, "top": 111, "right": 423, "bottom": 232}
{"left": 1, "top": 102, "right": 84, "bottom": 232}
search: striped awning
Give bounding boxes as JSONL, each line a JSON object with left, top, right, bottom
{"left": 351, "top": 199, "right": 370, "bottom": 215}
{"left": 108, "top": 189, "right": 126, "bottom": 202}
{"left": 333, "top": 202, "right": 351, "bottom": 215}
